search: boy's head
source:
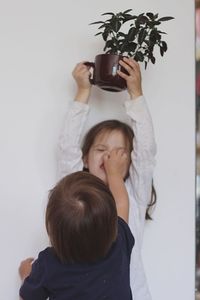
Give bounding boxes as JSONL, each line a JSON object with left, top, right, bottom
{"left": 82, "top": 120, "right": 134, "bottom": 183}
{"left": 46, "top": 171, "right": 117, "bottom": 263}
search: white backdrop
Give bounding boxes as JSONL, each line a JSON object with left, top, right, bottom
{"left": 0, "top": 0, "right": 195, "bottom": 299}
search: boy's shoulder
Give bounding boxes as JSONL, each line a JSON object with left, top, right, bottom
{"left": 34, "top": 247, "right": 59, "bottom": 270}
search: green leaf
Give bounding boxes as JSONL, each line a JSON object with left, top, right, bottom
{"left": 134, "top": 51, "right": 144, "bottom": 62}
{"left": 123, "top": 9, "right": 132, "bottom": 14}
{"left": 113, "top": 19, "right": 121, "bottom": 32}
{"left": 89, "top": 21, "right": 104, "bottom": 25}
{"left": 149, "top": 29, "right": 161, "bottom": 43}
{"left": 154, "top": 13, "right": 159, "bottom": 19}
{"left": 138, "top": 28, "right": 147, "bottom": 44}
{"left": 152, "top": 21, "right": 161, "bottom": 26}
{"left": 161, "top": 41, "right": 168, "bottom": 51}
{"left": 121, "top": 41, "right": 137, "bottom": 53}
{"left": 118, "top": 32, "right": 126, "bottom": 37}
{"left": 135, "top": 15, "right": 147, "bottom": 27}
{"left": 123, "top": 15, "right": 137, "bottom": 23}
{"left": 144, "top": 40, "right": 152, "bottom": 47}
{"left": 158, "top": 30, "right": 167, "bottom": 34}
{"left": 102, "top": 31, "right": 109, "bottom": 41}
{"left": 104, "top": 39, "right": 114, "bottom": 50}
{"left": 101, "top": 12, "right": 115, "bottom": 16}
{"left": 140, "top": 16, "right": 148, "bottom": 24}
{"left": 128, "top": 42, "right": 137, "bottom": 52}
{"left": 151, "top": 56, "right": 156, "bottom": 64}
{"left": 159, "top": 47, "right": 164, "bottom": 56}
{"left": 98, "top": 24, "right": 106, "bottom": 30}
{"left": 158, "top": 16, "right": 174, "bottom": 22}
{"left": 119, "top": 41, "right": 128, "bottom": 52}
{"left": 94, "top": 32, "right": 103, "bottom": 36}
{"left": 128, "top": 27, "right": 138, "bottom": 41}
{"left": 146, "top": 12, "right": 154, "bottom": 20}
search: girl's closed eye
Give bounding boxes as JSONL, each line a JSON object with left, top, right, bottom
{"left": 94, "top": 145, "right": 107, "bottom": 152}
{"left": 96, "top": 148, "right": 106, "bottom": 152}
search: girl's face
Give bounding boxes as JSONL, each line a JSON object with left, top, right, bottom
{"left": 84, "top": 130, "right": 131, "bottom": 184}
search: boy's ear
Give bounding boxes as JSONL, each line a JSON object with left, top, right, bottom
{"left": 83, "top": 156, "right": 88, "bottom": 168}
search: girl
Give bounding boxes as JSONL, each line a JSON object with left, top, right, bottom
{"left": 57, "top": 57, "right": 157, "bottom": 300}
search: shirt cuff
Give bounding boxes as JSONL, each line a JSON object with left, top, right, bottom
{"left": 124, "top": 96, "right": 150, "bottom": 122}
{"left": 72, "top": 100, "right": 90, "bottom": 112}
{"left": 124, "top": 95, "right": 145, "bottom": 111}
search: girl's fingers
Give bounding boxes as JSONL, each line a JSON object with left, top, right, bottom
{"left": 123, "top": 57, "right": 140, "bottom": 69}
{"left": 122, "top": 152, "right": 128, "bottom": 160}
{"left": 119, "top": 60, "right": 134, "bottom": 74}
{"left": 103, "top": 153, "right": 110, "bottom": 161}
{"left": 109, "top": 149, "right": 127, "bottom": 159}
{"left": 117, "top": 70, "right": 129, "bottom": 80}
{"left": 119, "top": 58, "right": 140, "bottom": 77}
{"left": 117, "top": 149, "right": 128, "bottom": 158}
{"left": 73, "top": 62, "right": 88, "bottom": 73}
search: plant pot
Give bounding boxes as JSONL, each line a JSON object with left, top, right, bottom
{"left": 84, "top": 54, "right": 128, "bottom": 92}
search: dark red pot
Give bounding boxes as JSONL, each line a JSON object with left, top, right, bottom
{"left": 85, "top": 54, "right": 128, "bottom": 92}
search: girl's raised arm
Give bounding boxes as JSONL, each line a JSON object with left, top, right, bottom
{"left": 57, "top": 63, "right": 91, "bottom": 180}
{"left": 118, "top": 58, "right": 156, "bottom": 241}
{"left": 118, "top": 57, "right": 156, "bottom": 300}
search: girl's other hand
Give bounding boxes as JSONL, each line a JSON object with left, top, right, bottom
{"left": 19, "top": 257, "right": 34, "bottom": 281}
{"left": 72, "top": 62, "right": 92, "bottom": 103}
{"left": 117, "top": 57, "right": 143, "bottom": 100}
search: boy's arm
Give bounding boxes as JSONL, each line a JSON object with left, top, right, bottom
{"left": 19, "top": 252, "right": 49, "bottom": 300}
{"left": 19, "top": 258, "right": 33, "bottom": 300}
{"left": 103, "top": 149, "right": 129, "bottom": 223}
{"left": 19, "top": 258, "right": 34, "bottom": 281}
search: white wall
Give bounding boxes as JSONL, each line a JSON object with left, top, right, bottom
{"left": 0, "top": 0, "right": 195, "bottom": 299}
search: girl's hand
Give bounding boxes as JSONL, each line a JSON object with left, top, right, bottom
{"left": 19, "top": 257, "right": 34, "bottom": 281}
{"left": 72, "top": 62, "right": 92, "bottom": 103}
{"left": 117, "top": 57, "right": 143, "bottom": 100}
{"left": 103, "top": 149, "right": 129, "bottom": 179}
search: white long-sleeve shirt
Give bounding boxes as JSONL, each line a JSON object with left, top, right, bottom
{"left": 57, "top": 96, "right": 156, "bottom": 300}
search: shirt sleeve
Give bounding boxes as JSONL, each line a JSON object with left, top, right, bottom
{"left": 57, "top": 101, "right": 90, "bottom": 180}
{"left": 125, "top": 96, "right": 156, "bottom": 206}
{"left": 124, "top": 96, "right": 156, "bottom": 239}
{"left": 123, "top": 97, "right": 155, "bottom": 300}
{"left": 118, "top": 217, "right": 135, "bottom": 260}
{"left": 19, "top": 253, "right": 49, "bottom": 300}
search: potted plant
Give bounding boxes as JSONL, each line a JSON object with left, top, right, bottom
{"left": 86, "top": 9, "right": 174, "bottom": 92}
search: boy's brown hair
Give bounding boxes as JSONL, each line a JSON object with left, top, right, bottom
{"left": 46, "top": 171, "right": 117, "bottom": 263}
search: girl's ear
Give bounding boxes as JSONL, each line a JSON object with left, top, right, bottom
{"left": 83, "top": 156, "right": 88, "bottom": 168}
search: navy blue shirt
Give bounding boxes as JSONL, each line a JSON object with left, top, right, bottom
{"left": 20, "top": 217, "right": 134, "bottom": 300}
